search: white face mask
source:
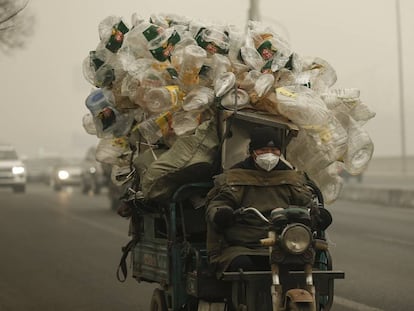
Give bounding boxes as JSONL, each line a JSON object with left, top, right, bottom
{"left": 254, "top": 152, "right": 280, "bottom": 171}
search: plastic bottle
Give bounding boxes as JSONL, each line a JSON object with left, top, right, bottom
{"left": 220, "top": 88, "right": 250, "bottom": 110}
{"left": 321, "top": 88, "right": 360, "bottom": 111}
{"left": 149, "top": 13, "right": 170, "bottom": 29}
{"left": 240, "top": 46, "right": 265, "bottom": 71}
{"left": 251, "top": 91, "right": 279, "bottom": 115}
{"left": 121, "top": 74, "right": 140, "bottom": 102}
{"left": 238, "top": 70, "right": 261, "bottom": 92}
{"left": 273, "top": 68, "right": 295, "bottom": 88}
{"left": 311, "top": 162, "right": 344, "bottom": 204}
{"left": 182, "top": 86, "right": 214, "bottom": 111}
{"left": 194, "top": 26, "right": 230, "bottom": 55}
{"left": 139, "top": 68, "right": 166, "bottom": 88}
{"left": 170, "top": 37, "right": 198, "bottom": 71}
{"left": 85, "top": 89, "right": 119, "bottom": 137}
{"left": 98, "top": 16, "right": 129, "bottom": 53}
{"left": 210, "top": 53, "right": 232, "bottom": 83}
{"left": 286, "top": 114, "right": 348, "bottom": 176}
{"left": 82, "top": 113, "right": 97, "bottom": 135}
{"left": 343, "top": 117, "right": 374, "bottom": 175}
{"left": 214, "top": 72, "right": 236, "bottom": 97}
{"left": 137, "top": 111, "right": 172, "bottom": 144}
{"left": 171, "top": 110, "right": 201, "bottom": 136}
{"left": 121, "top": 25, "right": 153, "bottom": 59}
{"left": 317, "top": 115, "right": 348, "bottom": 163}
{"left": 300, "top": 57, "right": 337, "bottom": 94}
{"left": 147, "top": 27, "right": 181, "bottom": 62}
{"left": 254, "top": 73, "right": 275, "bottom": 98}
{"left": 82, "top": 54, "right": 98, "bottom": 87}
{"left": 245, "top": 20, "right": 292, "bottom": 72}
{"left": 276, "top": 86, "right": 330, "bottom": 128}
{"left": 349, "top": 102, "right": 376, "bottom": 125}
{"left": 105, "top": 20, "right": 129, "bottom": 53}
{"left": 82, "top": 51, "right": 116, "bottom": 88}
{"left": 95, "top": 136, "right": 131, "bottom": 167}
{"left": 143, "top": 85, "right": 183, "bottom": 114}
{"left": 237, "top": 71, "right": 276, "bottom": 110}
{"left": 85, "top": 89, "right": 134, "bottom": 138}
{"left": 178, "top": 45, "right": 207, "bottom": 91}
{"left": 287, "top": 130, "right": 332, "bottom": 174}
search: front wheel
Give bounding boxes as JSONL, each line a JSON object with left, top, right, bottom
{"left": 149, "top": 288, "right": 167, "bottom": 311}
{"left": 288, "top": 301, "right": 312, "bottom": 311}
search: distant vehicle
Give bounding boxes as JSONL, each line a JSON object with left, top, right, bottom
{"left": 0, "top": 144, "right": 26, "bottom": 193}
{"left": 80, "top": 147, "right": 108, "bottom": 194}
{"left": 50, "top": 158, "right": 83, "bottom": 191}
{"left": 25, "top": 157, "right": 63, "bottom": 183}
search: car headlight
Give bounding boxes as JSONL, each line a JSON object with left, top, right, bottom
{"left": 89, "top": 167, "right": 96, "bottom": 174}
{"left": 12, "top": 166, "right": 25, "bottom": 175}
{"left": 58, "top": 170, "right": 69, "bottom": 180}
{"left": 281, "top": 224, "right": 312, "bottom": 254}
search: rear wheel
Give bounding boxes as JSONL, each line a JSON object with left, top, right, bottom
{"left": 149, "top": 288, "right": 167, "bottom": 311}
{"left": 13, "top": 185, "right": 25, "bottom": 193}
{"left": 93, "top": 185, "right": 101, "bottom": 194}
{"left": 81, "top": 180, "right": 90, "bottom": 194}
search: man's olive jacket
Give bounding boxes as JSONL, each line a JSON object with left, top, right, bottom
{"left": 205, "top": 168, "right": 313, "bottom": 275}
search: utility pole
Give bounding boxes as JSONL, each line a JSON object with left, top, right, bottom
{"left": 248, "top": 0, "right": 261, "bottom": 21}
{"left": 395, "top": 0, "right": 407, "bottom": 174}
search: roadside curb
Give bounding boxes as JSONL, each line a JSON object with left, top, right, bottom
{"left": 339, "top": 185, "right": 414, "bottom": 208}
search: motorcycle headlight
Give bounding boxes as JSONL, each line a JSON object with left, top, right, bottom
{"left": 281, "top": 224, "right": 312, "bottom": 254}
{"left": 12, "top": 166, "right": 25, "bottom": 175}
{"left": 58, "top": 170, "right": 69, "bottom": 180}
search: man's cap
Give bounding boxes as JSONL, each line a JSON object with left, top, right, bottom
{"left": 249, "top": 126, "right": 282, "bottom": 152}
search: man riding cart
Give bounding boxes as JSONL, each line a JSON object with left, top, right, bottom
{"left": 116, "top": 109, "right": 343, "bottom": 311}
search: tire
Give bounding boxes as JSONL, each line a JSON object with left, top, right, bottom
{"left": 13, "top": 185, "right": 25, "bottom": 193}
{"left": 53, "top": 183, "right": 61, "bottom": 191}
{"left": 288, "top": 301, "right": 312, "bottom": 311}
{"left": 81, "top": 182, "right": 90, "bottom": 194}
{"left": 149, "top": 288, "right": 167, "bottom": 311}
{"left": 316, "top": 250, "right": 333, "bottom": 311}
{"left": 93, "top": 185, "right": 101, "bottom": 195}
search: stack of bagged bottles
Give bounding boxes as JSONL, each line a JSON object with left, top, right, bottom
{"left": 82, "top": 13, "right": 376, "bottom": 204}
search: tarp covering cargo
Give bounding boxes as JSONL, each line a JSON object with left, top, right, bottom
{"left": 140, "top": 118, "right": 218, "bottom": 201}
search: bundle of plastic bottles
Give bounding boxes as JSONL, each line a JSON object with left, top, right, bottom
{"left": 82, "top": 13, "right": 376, "bottom": 204}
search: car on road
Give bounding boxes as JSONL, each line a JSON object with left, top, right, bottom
{"left": 24, "top": 156, "right": 63, "bottom": 183}
{"left": 50, "top": 158, "right": 83, "bottom": 191}
{"left": 0, "top": 144, "right": 26, "bottom": 193}
{"left": 80, "top": 147, "right": 108, "bottom": 194}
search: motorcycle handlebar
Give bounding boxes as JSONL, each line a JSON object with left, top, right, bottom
{"left": 235, "top": 207, "right": 270, "bottom": 224}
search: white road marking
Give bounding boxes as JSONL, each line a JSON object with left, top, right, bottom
{"left": 335, "top": 296, "right": 384, "bottom": 311}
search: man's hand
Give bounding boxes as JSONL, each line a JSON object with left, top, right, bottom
{"left": 213, "top": 206, "right": 234, "bottom": 228}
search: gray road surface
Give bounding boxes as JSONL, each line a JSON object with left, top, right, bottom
{"left": 328, "top": 199, "right": 414, "bottom": 311}
{"left": 0, "top": 184, "right": 155, "bottom": 311}
{"left": 0, "top": 184, "right": 413, "bottom": 310}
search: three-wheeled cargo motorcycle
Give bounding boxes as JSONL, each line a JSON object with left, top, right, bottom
{"left": 117, "top": 109, "right": 344, "bottom": 311}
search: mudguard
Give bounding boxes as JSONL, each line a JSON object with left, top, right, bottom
{"left": 285, "top": 288, "right": 314, "bottom": 303}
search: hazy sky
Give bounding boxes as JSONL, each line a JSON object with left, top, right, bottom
{"left": 0, "top": 0, "right": 413, "bottom": 158}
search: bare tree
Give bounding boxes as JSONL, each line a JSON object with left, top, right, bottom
{"left": 0, "top": 0, "right": 35, "bottom": 54}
